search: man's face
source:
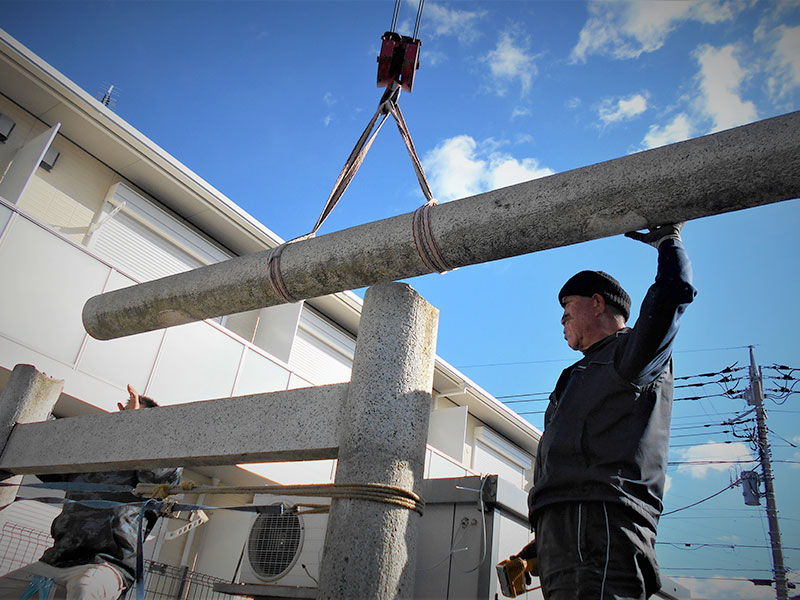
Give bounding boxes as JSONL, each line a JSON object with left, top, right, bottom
{"left": 560, "top": 295, "right": 598, "bottom": 351}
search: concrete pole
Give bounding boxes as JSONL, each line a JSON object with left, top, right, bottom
{"left": 83, "top": 111, "right": 800, "bottom": 341}
{"left": 749, "top": 347, "right": 788, "bottom": 600}
{"left": 317, "top": 283, "right": 439, "bottom": 600}
{"left": 0, "top": 364, "right": 63, "bottom": 505}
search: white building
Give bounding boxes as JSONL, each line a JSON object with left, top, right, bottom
{"left": 0, "top": 28, "right": 546, "bottom": 599}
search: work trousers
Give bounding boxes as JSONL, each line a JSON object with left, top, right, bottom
{"left": 535, "top": 501, "right": 660, "bottom": 600}
{"left": 0, "top": 560, "right": 127, "bottom": 600}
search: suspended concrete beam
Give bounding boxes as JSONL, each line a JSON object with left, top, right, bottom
{"left": 0, "top": 384, "right": 345, "bottom": 474}
{"left": 84, "top": 111, "right": 800, "bottom": 340}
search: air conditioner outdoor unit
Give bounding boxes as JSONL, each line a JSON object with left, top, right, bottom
{"left": 232, "top": 477, "right": 536, "bottom": 600}
{"left": 237, "top": 494, "right": 329, "bottom": 588}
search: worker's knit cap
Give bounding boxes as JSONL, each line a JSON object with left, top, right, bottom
{"left": 558, "top": 270, "right": 631, "bottom": 321}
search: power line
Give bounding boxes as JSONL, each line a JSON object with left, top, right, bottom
{"left": 456, "top": 358, "right": 573, "bottom": 369}
{"left": 669, "top": 575, "right": 799, "bottom": 583}
{"left": 675, "top": 376, "right": 747, "bottom": 388}
{"left": 675, "top": 364, "right": 747, "bottom": 380}
{"left": 502, "top": 391, "right": 748, "bottom": 404}
{"left": 456, "top": 347, "right": 763, "bottom": 370}
{"left": 657, "top": 542, "right": 800, "bottom": 551}
{"left": 669, "top": 441, "right": 746, "bottom": 449}
{"left": 670, "top": 430, "right": 732, "bottom": 439}
{"left": 660, "top": 567, "right": 779, "bottom": 573}
{"left": 496, "top": 360, "right": 796, "bottom": 406}
{"left": 661, "top": 481, "right": 738, "bottom": 516}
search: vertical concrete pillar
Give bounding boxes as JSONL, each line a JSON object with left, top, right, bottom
{"left": 0, "top": 364, "right": 63, "bottom": 505}
{"left": 318, "top": 282, "right": 439, "bottom": 600}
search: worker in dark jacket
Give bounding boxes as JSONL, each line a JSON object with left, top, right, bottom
{"left": 0, "top": 385, "right": 181, "bottom": 600}
{"left": 513, "top": 223, "right": 695, "bottom": 600}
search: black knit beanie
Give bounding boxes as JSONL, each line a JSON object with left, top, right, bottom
{"left": 558, "top": 270, "right": 631, "bottom": 321}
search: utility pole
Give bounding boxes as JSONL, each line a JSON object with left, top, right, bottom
{"left": 748, "top": 346, "right": 788, "bottom": 600}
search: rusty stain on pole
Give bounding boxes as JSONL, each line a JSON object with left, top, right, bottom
{"left": 83, "top": 111, "right": 800, "bottom": 341}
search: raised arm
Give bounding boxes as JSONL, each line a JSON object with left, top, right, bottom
{"left": 617, "top": 224, "right": 697, "bottom": 385}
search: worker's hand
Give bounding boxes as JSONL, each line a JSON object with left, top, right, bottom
{"left": 512, "top": 539, "right": 539, "bottom": 577}
{"left": 117, "top": 384, "right": 141, "bottom": 412}
{"left": 625, "top": 222, "right": 684, "bottom": 248}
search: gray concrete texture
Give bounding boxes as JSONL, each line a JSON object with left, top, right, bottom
{"left": 0, "top": 384, "right": 346, "bottom": 474}
{"left": 0, "top": 364, "right": 63, "bottom": 505}
{"left": 318, "top": 283, "right": 439, "bottom": 600}
{"left": 83, "top": 111, "right": 800, "bottom": 340}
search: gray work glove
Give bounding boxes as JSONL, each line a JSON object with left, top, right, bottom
{"left": 625, "top": 222, "right": 684, "bottom": 248}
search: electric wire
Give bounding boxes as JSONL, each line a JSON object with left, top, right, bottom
{"left": 656, "top": 541, "right": 800, "bottom": 551}
{"left": 461, "top": 475, "right": 489, "bottom": 573}
{"left": 661, "top": 481, "right": 739, "bottom": 516}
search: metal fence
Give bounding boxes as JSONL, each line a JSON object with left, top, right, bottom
{"left": 124, "top": 560, "right": 248, "bottom": 600}
{"left": 0, "top": 523, "right": 245, "bottom": 600}
{"left": 0, "top": 522, "right": 54, "bottom": 575}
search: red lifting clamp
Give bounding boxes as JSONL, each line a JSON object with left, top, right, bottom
{"left": 377, "top": 31, "right": 421, "bottom": 93}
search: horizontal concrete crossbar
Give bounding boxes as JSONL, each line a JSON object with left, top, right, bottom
{"left": 83, "top": 111, "right": 800, "bottom": 340}
{"left": 0, "top": 384, "right": 345, "bottom": 474}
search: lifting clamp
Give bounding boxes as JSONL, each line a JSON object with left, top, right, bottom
{"left": 377, "top": 0, "right": 424, "bottom": 92}
{"left": 377, "top": 31, "right": 421, "bottom": 92}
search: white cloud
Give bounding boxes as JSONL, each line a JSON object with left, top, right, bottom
{"left": 566, "top": 97, "right": 582, "bottom": 110}
{"left": 767, "top": 24, "right": 800, "bottom": 98}
{"left": 775, "top": 25, "right": 800, "bottom": 83}
{"left": 424, "top": 3, "right": 487, "bottom": 42}
{"left": 571, "top": 0, "right": 747, "bottom": 63}
{"left": 664, "top": 474, "right": 673, "bottom": 494}
{"left": 422, "top": 49, "right": 447, "bottom": 67}
{"left": 642, "top": 113, "right": 693, "bottom": 149}
{"left": 511, "top": 107, "right": 531, "bottom": 120}
{"left": 694, "top": 44, "right": 758, "bottom": 131}
{"left": 322, "top": 92, "right": 336, "bottom": 127}
{"left": 598, "top": 93, "right": 648, "bottom": 125}
{"left": 676, "top": 576, "right": 774, "bottom": 600}
{"left": 674, "top": 441, "right": 753, "bottom": 479}
{"left": 514, "top": 133, "right": 535, "bottom": 145}
{"left": 486, "top": 154, "right": 552, "bottom": 191}
{"left": 717, "top": 534, "right": 741, "bottom": 544}
{"left": 423, "top": 135, "right": 554, "bottom": 202}
{"left": 485, "top": 30, "right": 537, "bottom": 95}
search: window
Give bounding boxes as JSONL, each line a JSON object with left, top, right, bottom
{"left": 86, "top": 182, "right": 229, "bottom": 282}
{"left": 472, "top": 426, "right": 533, "bottom": 489}
{"left": 287, "top": 307, "right": 355, "bottom": 385}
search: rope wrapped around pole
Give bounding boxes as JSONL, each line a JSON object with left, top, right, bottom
{"left": 134, "top": 482, "right": 425, "bottom": 515}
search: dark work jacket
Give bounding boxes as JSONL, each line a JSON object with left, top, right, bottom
{"left": 529, "top": 238, "right": 696, "bottom": 531}
{"left": 39, "top": 467, "right": 182, "bottom": 587}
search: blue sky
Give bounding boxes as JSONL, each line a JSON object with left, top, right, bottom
{"left": 2, "top": 1, "right": 799, "bottom": 597}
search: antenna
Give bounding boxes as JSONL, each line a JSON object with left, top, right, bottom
{"left": 96, "top": 83, "right": 120, "bottom": 110}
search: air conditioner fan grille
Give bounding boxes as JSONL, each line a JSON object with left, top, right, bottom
{"left": 247, "top": 507, "right": 303, "bottom": 580}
